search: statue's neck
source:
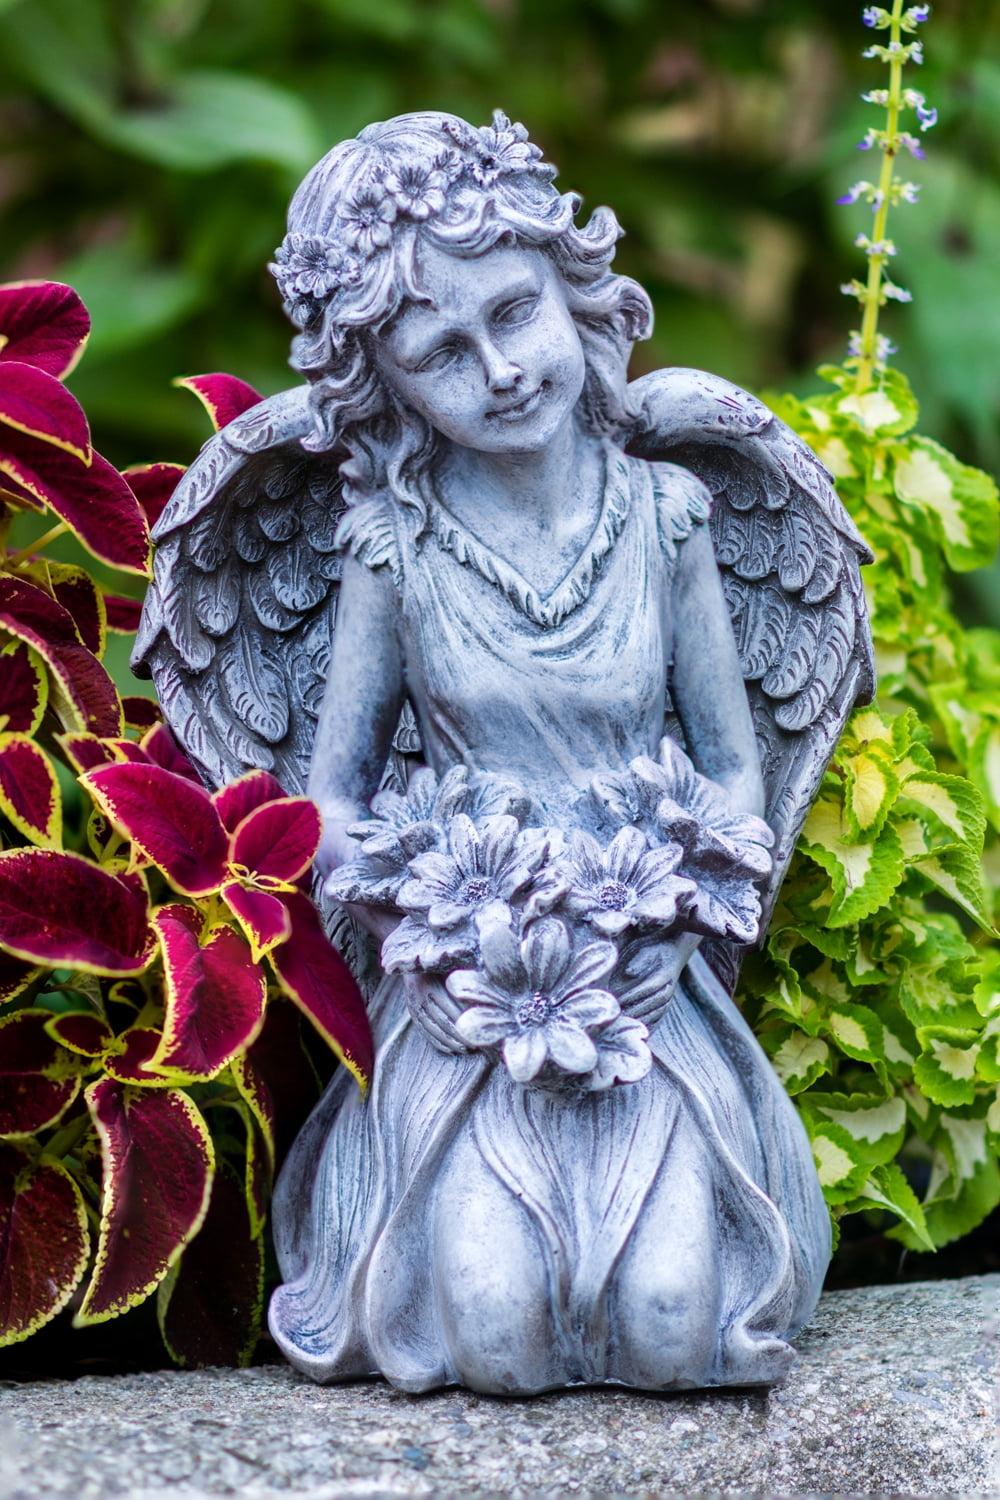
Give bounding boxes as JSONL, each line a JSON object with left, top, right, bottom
{"left": 438, "top": 413, "right": 598, "bottom": 533}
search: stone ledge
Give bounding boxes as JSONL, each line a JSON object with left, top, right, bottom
{"left": 0, "top": 1276, "right": 995, "bottom": 1498}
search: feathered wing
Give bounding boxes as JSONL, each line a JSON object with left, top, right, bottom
{"left": 131, "top": 385, "right": 417, "bottom": 990}
{"left": 627, "top": 368, "right": 875, "bottom": 975}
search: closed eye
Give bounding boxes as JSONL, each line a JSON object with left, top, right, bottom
{"left": 493, "top": 294, "right": 539, "bottom": 327}
{"left": 415, "top": 342, "right": 461, "bottom": 374}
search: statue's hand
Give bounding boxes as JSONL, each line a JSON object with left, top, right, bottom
{"left": 402, "top": 973, "right": 471, "bottom": 1057}
{"left": 616, "top": 930, "right": 700, "bottom": 1033}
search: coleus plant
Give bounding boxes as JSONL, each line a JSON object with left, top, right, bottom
{"left": 0, "top": 286, "right": 370, "bottom": 1363}
{"left": 739, "top": 2, "right": 1000, "bottom": 1254}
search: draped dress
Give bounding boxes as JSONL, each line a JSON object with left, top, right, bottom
{"left": 268, "top": 443, "right": 831, "bottom": 1394}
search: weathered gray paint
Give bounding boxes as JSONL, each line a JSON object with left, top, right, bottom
{"left": 134, "top": 110, "right": 875, "bottom": 1395}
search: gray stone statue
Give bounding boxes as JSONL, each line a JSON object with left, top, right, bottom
{"left": 134, "top": 110, "right": 875, "bottom": 1394}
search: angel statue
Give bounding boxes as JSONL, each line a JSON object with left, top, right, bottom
{"left": 134, "top": 109, "right": 874, "bottom": 1395}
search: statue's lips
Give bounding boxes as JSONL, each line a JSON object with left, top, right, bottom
{"left": 486, "top": 381, "right": 547, "bottom": 422}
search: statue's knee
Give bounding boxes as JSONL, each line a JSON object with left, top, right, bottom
{"left": 614, "top": 1255, "right": 719, "bottom": 1384}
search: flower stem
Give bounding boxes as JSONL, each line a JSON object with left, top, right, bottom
{"left": 854, "top": 0, "right": 906, "bottom": 393}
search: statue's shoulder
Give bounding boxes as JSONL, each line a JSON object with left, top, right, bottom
{"left": 334, "top": 487, "right": 404, "bottom": 586}
{"left": 626, "top": 449, "right": 712, "bottom": 562}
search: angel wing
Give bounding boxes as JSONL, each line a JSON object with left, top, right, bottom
{"left": 131, "top": 385, "right": 419, "bottom": 988}
{"left": 627, "top": 367, "right": 875, "bottom": 981}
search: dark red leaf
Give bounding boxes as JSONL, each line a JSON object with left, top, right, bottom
{"left": 0, "top": 361, "right": 90, "bottom": 461}
{"left": 157, "top": 1164, "right": 263, "bottom": 1367}
{"left": 104, "top": 1027, "right": 171, "bottom": 1085}
{"left": 83, "top": 763, "right": 228, "bottom": 897}
{"left": 0, "top": 734, "right": 61, "bottom": 846}
{"left": 230, "top": 797, "right": 320, "bottom": 884}
{"left": 46, "top": 1011, "right": 113, "bottom": 1058}
{"left": 234, "top": 998, "right": 322, "bottom": 1169}
{"left": 0, "top": 949, "right": 39, "bottom": 1004}
{"left": 0, "top": 641, "right": 47, "bottom": 735}
{"left": 0, "top": 282, "right": 90, "bottom": 379}
{"left": 220, "top": 881, "right": 290, "bottom": 963}
{"left": 0, "top": 1009, "right": 79, "bottom": 1136}
{"left": 122, "top": 463, "right": 185, "bottom": 530}
{"left": 0, "top": 1140, "right": 89, "bottom": 1347}
{"left": 46, "top": 562, "right": 105, "bottom": 655}
{"left": 139, "top": 722, "right": 200, "bottom": 784}
{"left": 151, "top": 904, "right": 266, "bottom": 1079}
{"left": 175, "top": 373, "right": 262, "bottom": 432}
{"left": 0, "top": 848, "right": 154, "bottom": 974}
{"left": 104, "top": 595, "right": 143, "bottom": 634}
{"left": 212, "top": 770, "right": 286, "bottom": 835}
{"left": 75, "top": 1078, "right": 213, "bottom": 1324}
{"left": 56, "top": 732, "right": 117, "bottom": 774}
{"left": 0, "top": 574, "right": 121, "bottom": 736}
{"left": 0, "top": 434, "right": 149, "bottom": 576}
{"left": 268, "top": 890, "right": 372, "bottom": 1090}
{"left": 121, "top": 695, "right": 161, "bottom": 729}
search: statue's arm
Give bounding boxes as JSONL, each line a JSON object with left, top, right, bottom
{"left": 631, "top": 524, "right": 766, "bottom": 1023}
{"left": 308, "top": 554, "right": 404, "bottom": 891}
{"left": 671, "top": 523, "right": 765, "bottom": 820}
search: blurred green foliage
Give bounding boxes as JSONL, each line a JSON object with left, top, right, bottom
{"left": 1, "top": 0, "right": 997, "bottom": 614}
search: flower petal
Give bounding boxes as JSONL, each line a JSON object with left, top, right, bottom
{"left": 427, "top": 900, "right": 470, "bottom": 931}
{"left": 478, "top": 916, "right": 525, "bottom": 990}
{"left": 446, "top": 969, "right": 511, "bottom": 1009}
{"left": 502, "top": 1027, "right": 548, "bottom": 1082}
{"left": 544, "top": 1019, "right": 597, "bottom": 1074}
{"left": 559, "top": 938, "right": 617, "bottom": 997}
{"left": 521, "top": 916, "right": 571, "bottom": 990}
{"left": 605, "top": 824, "right": 648, "bottom": 880}
{"left": 447, "top": 813, "right": 480, "bottom": 874}
{"left": 560, "top": 988, "right": 620, "bottom": 1029}
{"left": 458, "top": 1005, "right": 517, "bottom": 1048}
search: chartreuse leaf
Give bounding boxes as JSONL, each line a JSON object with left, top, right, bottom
{"left": 909, "top": 843, "right": 993, "bottom": 932}
{"left": 801, "top": 796, "right": 905, "bottom": 927}
{"left": 75, "top": 1078, "right": 214, "bottom": 1325}
{"left": 821, "top": 1002, "right": 885, "bottom": 1067}
{"left": 805, "top": 1091, "right": 907, "bottom": 1167}
{"left": 894, "top": 1107, "right": 1000, "bottom": 1251}
{"left": 892, "top": 435, "right": 1000, "bottom": 573}
{"left": 896, "top": 769, "right": 987, "bottom": 849}
{"left": 913, "top": 1029, "right": 980, "bottom": 1108}
{"left": 835, "top": 368, "right": 919, "bottom": 438}
{"left": 763, "top": 1028, "right": 832, "bottom": 1095}
{"left": 0, "top": 1141, "right": 89, "bottom": 1347}
{"left": 841, "top": 1163, "right": 935, "bottom": 1252}
{"left": 841, "top": 748, "right": 899, "bottom": 840}
{"left": 969, "top": 721, "right": 1000, "bottom": 834}
{"left": 806, "top": 1120, "right": 870, "bottom": 1205}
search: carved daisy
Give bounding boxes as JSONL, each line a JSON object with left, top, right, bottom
{"left": 341, "top": 181, "right": 397, "bottom": 257}
{"left": 555, "top": 826, "right": 695, "bottom": 937}
{"left": 447, "top": 917, "right": 619, "bottom": 1083}
{"left": 383, "top": 162, "right": 449, "bottom": 220}
{"left": 384, "top": 814, "right": 549, "bottom": 971}
{"left": 469, "top": 110, "right": 543, "bottom": 186}
{"left": 269, "top": 233, "right": 346, "bottom": 303}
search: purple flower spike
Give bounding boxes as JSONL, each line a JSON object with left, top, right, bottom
{"left": 916, "top": 103, "right": 938, "bottom": 130}
{"left": 908, "top": 4, "right": 930, "bottom": 21}
{"left": 898, "top": 181, "right": 921, "bottom": 203}
{"left": 837, "top": 182, "right": 865, "bottom": 205}
{"left": 861, "top": 5, "right": 886, "bottom": 25}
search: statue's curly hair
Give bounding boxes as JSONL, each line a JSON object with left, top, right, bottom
{"left": 279, "top": 111, "right": 652, "bottom": 528}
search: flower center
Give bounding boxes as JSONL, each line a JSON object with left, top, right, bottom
{"left": 516, "top": 990, "right": 554, "bottom": 1028}
{"left": 597, "top": 879, "right": 631, "bottom": 911}
{"left": 462, "top": 876, "right": 492, "bottom": 905}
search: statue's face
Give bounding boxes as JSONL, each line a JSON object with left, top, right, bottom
{"left": 374, "top": 241, "right": 586, "bottom": 455}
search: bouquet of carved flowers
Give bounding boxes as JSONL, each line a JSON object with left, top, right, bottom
{"left": 326, "top": 739, "right": 773, "bottom": 1093}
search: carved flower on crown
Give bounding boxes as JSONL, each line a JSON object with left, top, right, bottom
{"left": 447, "top": 917, "right": 620, "bottom": 1083}
{"left": 536, "top": 826, "right": 696, "bottom": 938}
{"left": 383, "top": 161, "right": 450, "bottom": 221}
{"left": 269, "top": 233, "right": 349, "bottom": 304}
{"left": 341, "top": 179, "right": 398, "bottom": 257}
{"left": 442, "top": 109, "right": 544, "bottom": 187}
{"left": 382, "top": 813, "right": 549, "bottom": 972}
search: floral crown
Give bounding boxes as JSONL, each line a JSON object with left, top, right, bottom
{"left": 269, "top": 110, "right": 554, "bottom": 320}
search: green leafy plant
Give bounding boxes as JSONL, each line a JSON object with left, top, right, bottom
{"left": 740, "top": 2, "right": 999, "bottom": 1253}
{"left": 0, "top": 291, "right": 371, "bottom": 1362}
